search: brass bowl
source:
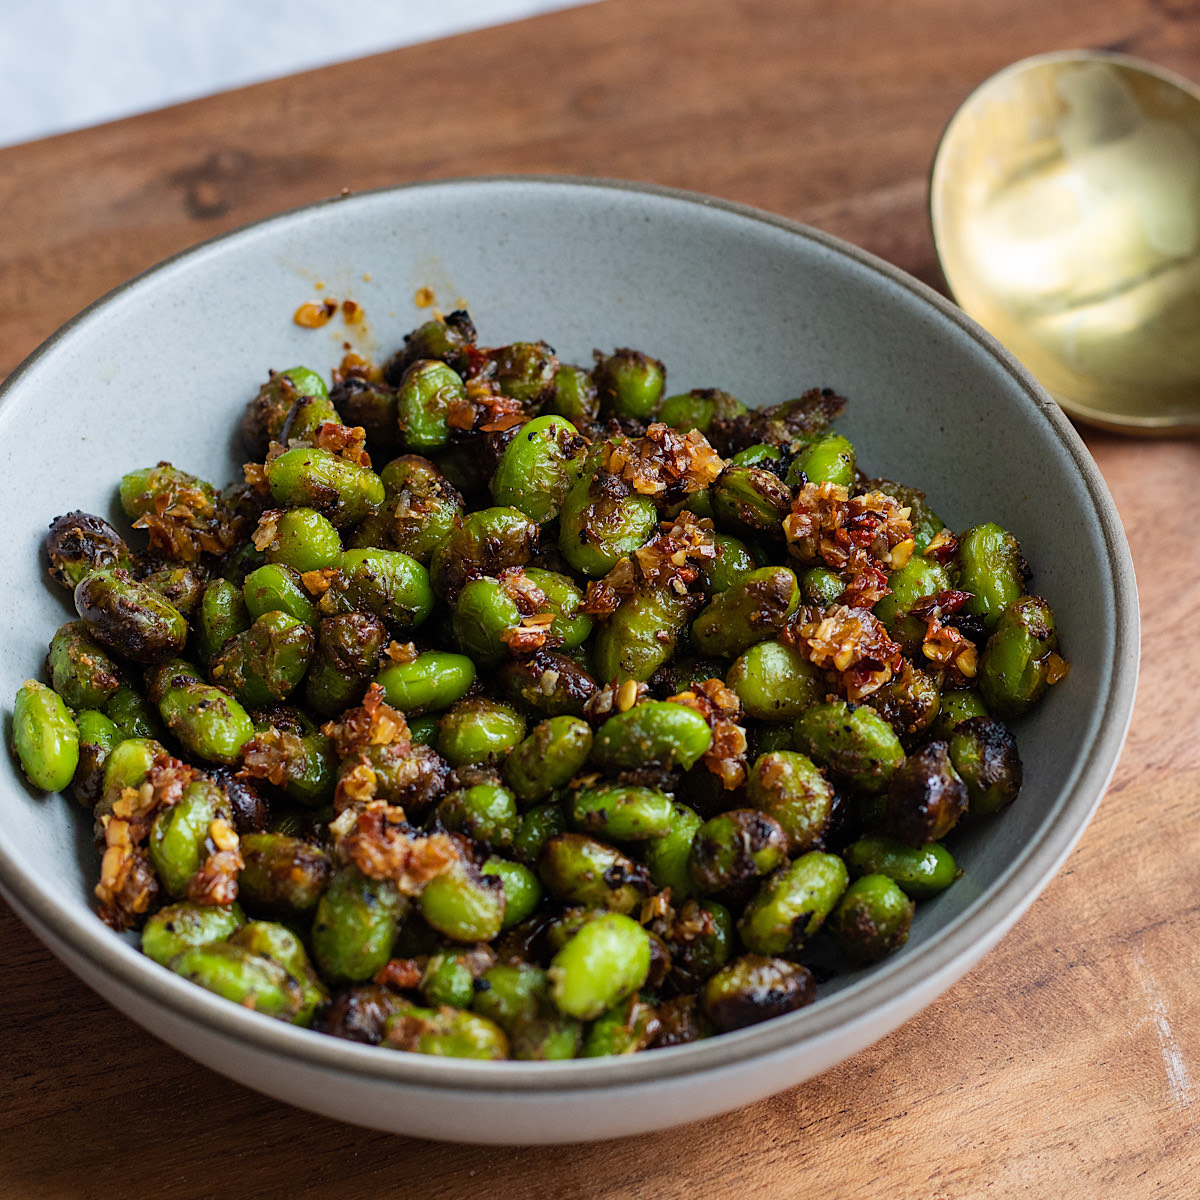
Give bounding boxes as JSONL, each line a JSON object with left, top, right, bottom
{"left": 932, "top": 51, "right": 1200, "bottom": 434}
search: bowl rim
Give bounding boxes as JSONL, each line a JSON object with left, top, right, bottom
{"left": 0, "top": 173, "right": 1140, "bottom": 1093}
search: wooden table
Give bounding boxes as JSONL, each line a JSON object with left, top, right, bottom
{"left": 2, "top": 1, "right": 1196, "bottom": 1194}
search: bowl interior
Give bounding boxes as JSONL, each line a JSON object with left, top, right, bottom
{"left": 0, "top": 177, "right": 1132, "bottom": 1084}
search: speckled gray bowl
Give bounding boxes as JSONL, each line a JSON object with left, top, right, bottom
{"left": 0, "top": 177, "right": 1138, "bottom": 1144}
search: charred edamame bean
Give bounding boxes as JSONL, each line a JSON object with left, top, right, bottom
{"left": 312, "top": 865, "right": 406, "bottom": 983}
{"left": 884, "top": 740, "right": 968, "bottom": 845}
{"left": 794, "top": 701, "right": 906, "bottom": 795}
{"left": 692, "top": 566, "right": 799, "bottom": 659}
{"left": 497, "top": 649, "right": 599, "bottom": 717}
{"left": 873, "top": 557, "right": 953, "bottom": 654}
{"left": 788, "top": 432, "right": 856, "bottom": 488}
{"left": 689, "top": 810, "right": 789, "bottom": 902}
{"left": 196, "top": 579, "right": 252, "bottom": 663}
{"left": 71, "top": 709, "right": 121, "bottom": 807}
{"left": 148, "top": 778, "right": 229, "bottom": 897}
{"left": 583, "top": 995, "right": 662, "bottom": 1056}
{"left": 643, "top": 803, "right": 704, "bottom": 899}
{"left": 592, "top": 589, "right": 689, "bottom": 683}
{"left": 352, "top": 456, "right": 461, "bottom": 563}
{"left": 659, "top": 388, "right": 746, "bottom": 434}
{"left": 418, "top": 861, "right": 507, "bottom": 943}
{"left": 238, "top": 833, "right": 331, "bottom": 916}
{"left": 503, "top": 716, "right": 593, "bottom": 805}
{"left": 593, "top": 348, "right": 666, "bottom": 420}
{"left": 738, "top": 851, "right": 848, "bottom": 956}
{"left": 169, "top": 941, "right": 316, "bottom": 1024}
{"left": 75, "top": 569, "right": 188, "bottom": 663}
{"left": 329, "top": 548, "right": 434, "bottom": 632}
{"left": 746, "top": 751, "right": 835, "bottom": 854}
{"left": 209, "top": 611, "right": 314, "bottom": 706}
{"left": 482, "top": 857, "right": 543, "bottom": 928}
{"left": 395, "top": 359, "right": 467, "bottom": 451}
{"left": 547, "top": 363, "right": 599, "bottom": 428}
{"left": 157, "top": 677, "right": 254, "bottom": 766}
{"left": 711, "top": 466, "right": 792, "bottom": 539}
{"left": 141, "top": 900, "right": 245, "bottom": 965}
{"left": 243, "top": 563, "right": 317, "bottom": 627}
{"left": 240, "top": 366, "right": 328, "bottom": 457}
{"left": 436, "top": 781, "right": 519, "bottom": 850}
{"left": 701, "top": 534, "right": 757, "bottom": 595}
{"left": 948, "top": 716, "right": 1023, "bottom": 816}
{"left": 47, "top": 621, "right": 121, "bottom": 710}
{"left": 558, "top": 477, "right": 657, "bottom": 578}
{"left": 383, "top": 1003, "right": 509, "bottom": 1060}
{"left": 490, "top": 415, "right": 587, "bottom": 523}
{"left": 45, "top": 511, "right": 132, "bottom": 589}
{"left": 305, "top": 612, "right": 388, "bottom": 716}
{"left": 511, "top": 802, "right": 569, "bottom": 866}
{"left": 265, "top": 447, "right": 385, "bottom": 530}
{"left": 383, "top": 312, "right": 476, "bottom": 384}
{"left": 539, "top": 834, "right": 651, "bottom": 912}
{"left": 702, "top": 955, "right": 816, "bottom": 1031}
{"left": 979, "top": 595, "right": 1062, "bottom": 718}
{"left": 828, "top": 874, "right": 914, "bottom": 964}
{"left": 430, "top": 506, "right": 540, "bottom": 600}
{"left": 568, "top": 782, "right": 676, "bottom": 841}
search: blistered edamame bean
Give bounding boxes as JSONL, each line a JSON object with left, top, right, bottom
{"left": 98, "top": 737, "right": 166, "bottom": 811}
{"left": 873, "top": 557, "right": 953, "bottom": 654}
{"left": 452, "top": 577, "right": 522, "bottom": 665}
{"left": 229, "top": 920, "right": 328, "bottom": 1022}
{"left": 209, "top": 611, "right": 314, "bottom": 706}
{"left": 265, "top": 447, "right": 385, "bottom": 530}
{"left": 643, "top": 803, "right": 704, "bottom": 899}
{"left": 437, "top": 697, "right": 526, "bottom": 767}
{"left": 262, "top": 507, "right": 343, "bottom": 573}
{"left": 45, "top": 510, "right": 132, "bottom": 590}
{"left": 866, "top": 666, "right": 942, "bottom": 742}
{"left": 148, "top": 779, "right": 226, "bottom": 897}
{"left": 738, "top": 851, "right": 848, "bottom": 956}
{"left": 593, "top": 348, "right": 666, "bottom": 420}
{"left": 538, "top": 833, "right": 651, "bottom": 912}
{"left": 727, "top": 638, "right": 823, "bottom": 722}
{"left": 383, "top": 312, "right": 476, "bottom": 384}
{"left": 557, "top": 478, "right": 657, "bottom": 578}
{"left": 828, "top": 874, "right": 914, "bottom": 964}
{"left": 157, "top": 679, "right": 255, "bottom": 766}
{"left": 384, "top": 1003, "right": 509, "bottom": 1059}
{"left": 71, "top": 709, "right": 120, "bottom": 807}
{"left": 75, "top": 569, "right": 188, "bottom": 664}
{"left": 119, "top": 463, "right": 218, "bottom": 524}
{"left": 801, "top": 566, "right": 844, "bottom": 606}
{"left": 701, "top": 954, "right": 816, "bottom": 1031}
{"left": 13, "top": 680, "right": 79, "bottom": 792}
{"left": 524, "top": 568, "right": 593, "bottom": 649}
{"left": 331, "top": 548, "right": 435, "bottom": 632}
{"left": 548, "top": 911, "right": 652, "bottom": 1020}
{"left": 497, "top": 649, "right": 599, "bottom": 717}
{"left": 948, "top": 716, "right": 1022, "bottom": 816}
{"left": 746, "top": 751, "right": 836, "bottom": 854}
{"left": 312, "top": 865, "right": 406, "bottom": 983}
{"left": 711, "top": 466, "right": 792, "bottom": 539}
{"left": 503, "top": 716, "right": 593, "bottom": 805}
{"left": 430, "top": 506, "right": 540, "bottom": 600}
{"left": 243, "top": 563, "right": 318, "bottom": 627}
{"left": 844, "top": 835, "right": 958, "bottom": 898}
{"left": 665, "top": 899, "right": 734, "bottom": 991}
{"left": 659, "top": 388, "right": 746, "bottom": 433}
{"left": 490, "top": 415, "right": 587, "bottom": 524}
{"left": 688, "top": 809, "right": 789, "bottom": 901}
{"left": 794, "top": 701, "right": 906, "bottom": 795}
{"left": 332, "top": 376, "right": 400, "bottom": 453}
{"left": 978, "top": 595, "right": 1060, "bottom": 718}
{"left": 957, "top": 523, "right": 1026, "bottom": 628}
{"left": 691, "top": 567, "right": 799, "bottom": 658}
{"left": 169, "top": 941, "right": 314, "bottom": 1024}
{"left": 511, "top": 802, "right": 569, "bottom": 866}
{"left": 197, "top": 579, "right": 252, "bottom": 663}
{"left": 928, "top": 688, "right": 988, "bottom": 740}
{"left": 47, "top": 621, "right": 121, "bottom": 710}
{"left": 392, "top": 359, "right": 465, "bottom": 451}
{"left": 353, "top": 456, "right": 462, "bottom": 563}
{"left": 591, "top": 700, "right": 712, "bottom": 773}
{"left": 568, "top": 783, "right": 676, "bottom": 841}
{"left": 419, "top": 862, "right": 507, "bottom": 943}
{"left": 547, "top": 363, "right": 599, "bottom": 428}
{"left": 583, "top": 995, "right": 662, "bottom": 1057}
{"left": 375, "top": 649, "right": 475, "bottom": 716}
{"left": 240, "top": 365, "right": 328, "bottom": 457}
{"left": 305, "top": 612, "right": 388, "bottom": 716}
{"left": 238, "top": 833, "right": 332, "bottom": 916}
{"left": 436, "top": 782, "right": 519, "bottom": 850}
{"left": 482, "top": 857, "right": 543, "bottom": 928}
{"left": 787, "top": 432, "right": 856, "bottom": 488}
{"left": 701, "top": 534, "right": 757, "bottom": 595}
{"left": 884, "top": 741, "right": 968, "bottom": 845}
{"left": 592, "top": 588, "right": 689, "bottom": 683}
{"left": 141, "top": 900, "right": 245, "bottom": 965}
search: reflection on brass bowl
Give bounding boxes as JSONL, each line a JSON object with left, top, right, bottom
{"left": 932, "top": 51, "right": 1200, "bottom": 434}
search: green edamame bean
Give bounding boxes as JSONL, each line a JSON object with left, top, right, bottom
{"left": 45, "top": 510, "right": 131, "bottom": 590}
{"left": 511, "top": 802, "right": 569, "bottom": 866}
{"left": 265, "top": 447, "right": 385, "bottom": 529}
{"left": 659, "top": 388, "right": 746, "bottom": 433}
{"left": 437, "top": 782, "right": 519, "bottom": 849}
{"left": 844, "top": 835, "right": 959, "bottom": 899}
{"left": 238, "top": 833, "right": 332, "bottom": 916}
{"left": 490, "top": 415, "right": 587, "bottom": 524}
{"left": 332, "top": 548, "right": 435, "bottom": 632}
{"left": 503, "top": 716, "right": 593, "bottom": 805}
{"left": 691, "top": 567, "right": 799, "bottom": 659}
{"left": 383, "top": 1003, "right": 509, "bottom": 1059}
{"left": 738, "top": 851, "right": 849, "bottom": 956}
{"left": 353, "top": 456, "right": 462, "bottom": 563}
{"left": 169, "top": 941, "right": 314, "bottom": 1024}
{"left": 119, "top": 463, "right": 218, "bottom": 524}
{"left": 794, "top": 701, "right": 906, "bottom": 795}
{"left": 592, "top": 588, "right": 689, "bottom": 683}
{"left": 582, "top": 995, "right": 662, "bottom": 1056}
{"left": 452, "top": 576, "right": 522, "bottom": 665}
{"left": 420, "top": 952, "right": 484, "bottom": 1009}
{"left": 312, "top": 865, "right": 406, "bottom": 983}
{"left": 149, "top": 778, "right": 229, "bottom": 897}
{"left": 482, "top": 857, "right": 543, "bottom": 928}
{"left": 305, "top": 612, "right": 388, "bottom": 717}
{"left": 701, "top": 534, "right": 757, "bottom": 595}
{"left": 701, "top": 954, "right": 816, "bottom": 1032}
{"left": 158, "top": 680, "right": 255, "bottom": 765}
{"left": 828, "top": 874, "right": 914, "bottom": 964}
{"left": 141, "top": 566, "right": 207, "bottom": 618}
{"left": 928, "top": 688, "right": 989, "bottom": 740}
{"left": 12, "top": 680, "right": 79, "bottom": 792}
{"left": 801, "top": 566, "right": 845, "bottom": 606}
{"left": 243, "top": 563, "right": 317, "bottom": 627}
{"left": 547, "top": 363, "right": 599, "bottom": 428}
{"left": 240, "top": 365, "right": 328, "bottom": 457}
{"left": 437, "top": 697, "right": 526, "bottom": 767}
{"left": 948, "top": 716, "right": 1023, "bottom": 816}
{"left": 591, "top": 700, "right": 712, "bottom": 773}
{"left": 727, "top": 638, "right": 823, "bottom": 722}
{"left": 375, "top": 650, "right": 475, "bottom": 716}
{"left": 229, "top": 920, "right": 328, "bottom": 1022}
{"left": 654, "top": 994, "right": 714, "bottom": 1046}
{"left": 407, "top": 714, "right": 439, "bottom": 746}
{"left": 873, "top": 557, "right": 953, "bottom": 654}
{"left": 209, "top": 611, "right": 314, "bottom": 706}
{"left": 197, "top": 580, "right": 251, "bottom": 663}
{"left": 957, "top": 523, "right": 1026, "bottom": 628}
{"left": 47, "top": 621, "right": 121, "bottom": 710}
{"left": 711, "top": 466, "right": 792, "bottom": 539}
{"left": 786, "top": 432, "right": 856, "bottom": 488}
{"left": 523, "top": 568, "right": 593, "bottom": 649}
{"left": 746, "top": 751, "right": 836, "bottom": 854}
{"left": 548, "top": 911, "right": 652, "bottom": 1020}
{"left": 98, "top": 737, "right": 166, "bottom": 811}
{"left": 557, "top": 478, "right": 657, "bottom": 578}
{"left": 383, "top": 312, "right": 476, "bottom": 384}
{"left": 538, "top": 833, "right": 651, "bottom": 912}
{"left": 263, "top": 507, "right": 343, "bottom": 573}
{"left": 280, "top": 391, "right": 340, "bottom": 444}
{"left": 731, "top": 443, "right": 786, "bottom": 470}
{"left": 593, "top": 348, "right": 666, "bottom": 420}
{"left": 75, "top": 569, "right": 188, "bottom": 664}
{"left": 430, "top": 506, "right": 540, "bottom": 600}
{"left": 643, "top": 803, "right": 704, "bottom": 899}
{"left": 395, "top": 359, "right": 467, "bottom": 451}
{"left": 978, "top": 595, "right": 1060, "bottom": 718}
{"left": 141, "top": 901, "right": 245, "bottom": 965}
{"left": 72, "top": 709, "right": 121, "bottom": 807}
{"left": 688, "top": 810, "right": 789, "bottom": 901}
{"left": 567, "top": 783, "right": 676, "bottom": 841}
{"left": 418, "top": 863, "right": 507, "bottom": 943}
{"left": 497, "top": 649, "right": 599, "bottom": 718}
{"left": 472, "top": 962, "right": 546, "bottom": 1029}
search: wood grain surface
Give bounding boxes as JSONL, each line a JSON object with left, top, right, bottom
{"left": 2, "top": 1, "right": 1197, "bottom": 1195}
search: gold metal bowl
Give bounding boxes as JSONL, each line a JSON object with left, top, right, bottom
{"left": 932, "top": 51, "right": 1200, "bottom": 434}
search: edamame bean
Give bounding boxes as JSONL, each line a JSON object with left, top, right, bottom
{"left": 794, "top": 701, "right": 906, "bottom": 795}
{"left": 383, "top": 312, "right": 476, "bottom": 383}
{"left": 266, "top": 447, "right": 385, "bottom": 529}
{"left": 691, "top": 567, "right": 799, "bottom": 658}
{"left": 238, "top": 833, "right": 331, "bottom": 916}
{"left": 333, "top": 376, "right": 400, "bottom": 454}
{"left": 546, "top": 363, "right": 599, "bottom": 428}
{"left": 702, "top": 955, "right": 816, "bottom": 1031}
{"left": 503, "top": 716, "right": 593, "bottom": 805}
{"left": 593, "top": 348, "right": 666, "bottom": 420}
{"left": 229, "top": 920, "right": 328, "bottom": 1022}
{"left": 727, "top": 638, "right": 823, "bottom": 722}
{"left": 738, "top": 851, "right": 849, "bottom": 956}
{"left": 197, "top": 579, "right": 252, "bottom": 663}
{"left": 884, "top": 741, "right": 967, "bottom": 845}
{"left": 209, "top": 611, "right": 314, "bottom": 706}
{"left": 353, "top": 456, "right": 462, "bottom": 563}
{"left": 168, "top": 941, "right": 314, "bottom": 1024}
{"left": 149, "top": 779, "right": 228, "bottom": 897}
{"left": 452, "top": 576, "right": 523, "bottom": 665}
{"left": 844, "top": 835, "right": 959, "bottom": 898}
{"left": 568, "top": 783, "right": 676, "bottom": 841}
{"left": 497, "top": 649, "right": 599, "bottom": 717}
{"left": 538, "top": 834, "right": 651, "bottom": 912}
{"left": 643, "top": 803, "right": 704, "bottom": 899}
{"left": 384, "top": 1004, "right": 509, "bottom": 1059}
{"left": 928, "top": 688, "right": 988, "bottom": 740}
{"left": 305, "top": 612, "right": 388, "bottom": 716}
{"left": 787, "top": 432, "right": 856, "bottom": 488}
{"left": 45, "top": 510, "right": 131, "bottom": 590}
{"left": 659, "top": 388, "right": 746, "bottom": 433}
{"left": 158, "top": 679, "right": 255, "bottom": 765}
{"left": 711, "top": 466, "right": 792, "bottom": 539}
{"left": 978, "top": 595, "right": 1061, "bottom": 718}
{"left": 701, "top": 534, "right": 757, "bottom": 595}
{"left": 331, "top": 548, "right": 435, "bottom": 632}
{"left": 511, "top": 802, "right": 569, "bottom": 866}
{"left": 801, "top": 566, "right": 845, "bottom": 606}
{"left": 482, "top": 857, "right": 543, "bottom": 928}
{"left": 75, "top": 569, "right": 188, "bottom": 663}
{"left": 490, "top": 415, "right": 587, "bottom": 524}
{"left": 548, "top": 911, "right": 651, "bottom": 1020}
{"left": 873, "top": 557, "right": 953, "bottom": 654}
{"left": 524, "top": 568, "right": 593, "bottom": 649}
{"left": 264, "top": 507, "right": 343, "bottom": 573}
{"left": 243, "top": 563, "right": 318, "bottom": 627}
{"left": 141, "top": 900, "right": 245, "bottom": 965}
{"left": 436, "top": 782, "right": 519, "bottom": 850}
{"left": 437, "top": 697, "right": 526, "bottom": 766}
{"left": 375, "top": 650, "right": 475, "bottom": 716}
{"left": 590, "top": 700, "right": 712, "bottom": 773}
{"left": 72, "top": 709, "right": 121, "bottom": 807}
{"left": 430, "top": 506, "right": 540, "bottom": 600}
{"left": 746, "top": 751, "right": 835, "bottom": 853}
{"left": 828, "top": 874, "right": 914, "bottom": 964}
{"left": 688, "top": 810, "right": 789, "bottom": 901}
{"left": 557, "top": 478, "right": 657, "bottom": 578}
{"left": 948, "top": 716, "right": 1022, "bottom": 816}
{"left": 957, "top": 523, "right": 1026, "bottom": 628}
{"left": 312, "top": 865, "right": 406, "bottom": 983}
{"left": 240, "top": 365, "right": 329, "bottom": 457}
{"left": 582, "top": 995, "right": 661, "bottom": 1056}
{"left": 12, "top": 680, "right": 79, "bottom": 792}
{"left": 47, "top": 621, "right": 121, "bottom": 710}
{"left": 592, "top": 588, "right": 689, "bottom": 683}
{"left": 419, "top": 862, "right": 507, "bottom": 943}
{"left": 395, "top": 359, "right": 467, "bottom": 451}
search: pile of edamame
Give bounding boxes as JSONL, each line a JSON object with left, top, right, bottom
{"left": 11, "top": 311, "right": 1068, "bottom": 1059}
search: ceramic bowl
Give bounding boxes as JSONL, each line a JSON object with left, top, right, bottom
{"left": 0, "top": 177, "right": 1138, "bottom": 1144}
